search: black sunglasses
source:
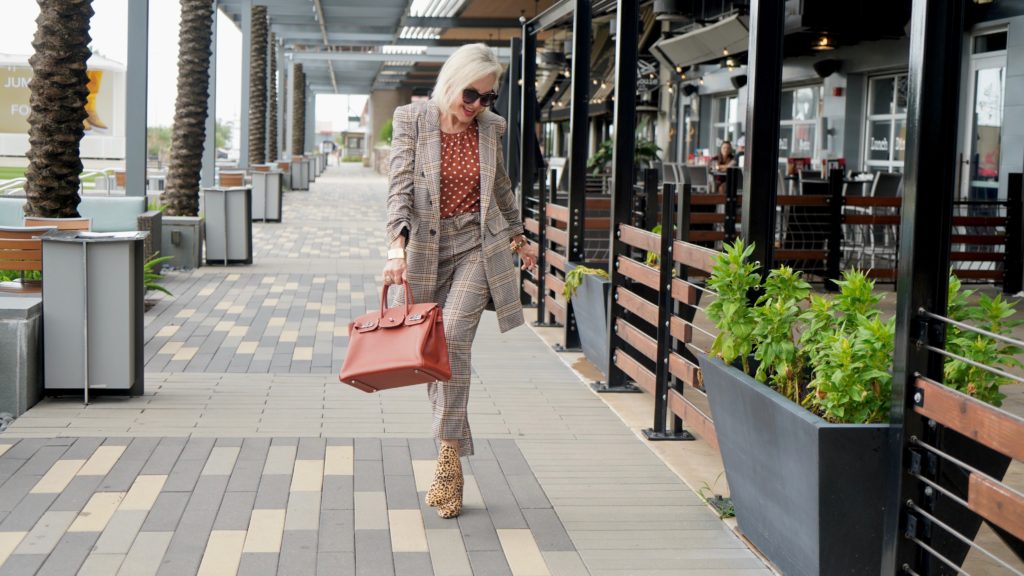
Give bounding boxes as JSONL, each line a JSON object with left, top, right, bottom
{"left": 462, "top": 88, "right": 499, "bottom": 107}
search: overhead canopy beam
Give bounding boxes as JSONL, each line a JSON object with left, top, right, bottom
{"left": 525, "top": 0, "right": 574, "bottom": 34}
{"left": 271, "top": 25, "right": 394, "bottom": 39}
{"left": 401, "top": 17, "right": 521, "bottom": 28}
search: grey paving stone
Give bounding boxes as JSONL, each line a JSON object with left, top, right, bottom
{"left": 227, "top": 458, "right": 268, "bottom": 493}
{"left": 354, "top": 438, "right": 382, "bottom": 461}
{"left": 466, "top": 550, "right": 514, "bottom": 576}
{"left": 354, "top": 460, "right": 385, "bottom": 492}
{"left": 278, "top": 529, "right": 319, "bottom": 576}
{"left": 0, "top": 492, "right": 58, "bottom": 530}
{"left": 0, "top": 554, "right": 46, "bottom": 575}
{"left": 237, "top": 553, "right": 279, "bottom": 576}
{"left": 161, "top": 456, "right": 206, "bottom": 493}
{"left": 417, "top": 494, "right": 451, "bottom": 531}
{"left": 523, "top": 508, "right": 576, "bottom": 552}
{"left": 470, "top": 460, "right": 527, "bottom": 530}
{"left": 355, "top": 530, "right": 395, "bottom": 576}
{"left": 456, "top": 507, "right": 502, "bottom": 552}
{"left": 318, "top": 509, "right": 355, "bottom": 553}
{"left": 466, "top": 439, "right": 495, "bottom": 462}
{"left": 297, "top": 437, "right": 327, "bottom": 460}
{"left": 155, "top": 476, "right": 228, "bottom": 576}
{"left": 141, "top": 491, "right": 190, "bottom": 531}
{"left": 318, "top": 552, "right": 356, "bottom": 576}
{"left": 254, "top": 474, "right": 292, "bottom": 510}
{"left": 322, "top": 476, "right": 354, "bottom": 510}
{"left": 2, "top": 438, "right": 47, "bottom": 460}
{"left": 384, "top": 474, "right": 420, "bottom": 510}
{"left": 213, "top": 491, "right": 257, "bottom": 530}
{"left": 35, "top": 531, "right": 99, "bottom": 576}
{"left": 394, "top": 552, "right": 435, "bottom": 576}
{"left": 505, "top": 474, "right": 552, "bottom": 510}
{"left": 0, "top": 475, "right": 43, "bottom": 513}
{"left": 271, "top": 437, "right": 300, "bottom": 447}
{"left": 18, "top": 445, "right": 67, "bottom": 475}
{"left": 140, "top": 437, "right": 188, "bottom": 475}
{"left": 92, "top": 509, "right": 149, "bottom": 554}
{"left": 382, "top": 446, "right": 414, "bottom": 477}
{"left": 100, "top": 438, "right": 160, "bottom": 492}
{"left": 62, "top": 437, "right": 104, "bottom": 460}
{"left": 49, "top": 475, "right": 103, "bottom": 512}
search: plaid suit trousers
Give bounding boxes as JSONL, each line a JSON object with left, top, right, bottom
{"left": 428, "top": 212, "right": 490, "bottom": 457}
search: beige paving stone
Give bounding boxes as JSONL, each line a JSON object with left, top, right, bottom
{"left": 426, "top": 529, "right": 473, "bottom": 576}
{"left": 69, "top": 492, "right": 126, "bottom": 532}
{"left": 261, "top": 276, "right": 276, "bottom": 284}
{"left": 263, "top": 298, "right": 280, "bottom": 306}
{"left": 156, "top": 325, "right": 179, "bottom": 338}
{"left": 268, "top": 317, "right": 286, "bottom": 327}
{"left": 412, "top": 460, "right": 434, "bottom": 492}
{"left": 202, "top": 447, "right": 241, "bottom": 476}
{"left": 229, "top": 326, "right": 248, "bottom": 338}
{"left": 284, "top": 491, "right": 321, "bottom": 531}
{"left": 389, "top": 510, "right": 428, "bottom": 552}
{"left": 498, "top": 529, "right": 551, "bottom": 576}
{"left": 158, "top": 342, "right": 183, "bottom": 355}
{"left": 280, "top": 330, "right": 299, "bottom": 342}
{"left": 316, "top": 321, "right": 333, "bottom": 332}
{"left": 78, "top": 445, "right": 127, "bottom": 476}
{"left": 228, "top": 305, "right": 245, "bottom": 314}
{"left": 262, "top": 445, "right": 297, "bottom": 475}
{"left": 324, "top": 446, "right": 354, "bottom": 476}
{"left": 77, "top": 553, "right": 126, "bottom": 575}
{"left": 321, "top": 305, "right": 336, "bottom": 315}
{"left": 197, "top": 530, "right": 246, "bottom": 576}
{"left": 214, "top": 321, "right": 235, "bottom": 332}
{"left": 306, "top": 303, "right": 322, "bottom": 311}
{"left": 31, "top": 459, "right": 86, "bottom": 493}
{"left": 293, "top": 347, "right": 313, "bottom": 361}
{"left": 354, "top": 492, "right": 388, "bottom": 530}
{"left": 119, "top": 475, "right": 167, "bottom": 511}
{"left": 0, "top": 532, "right": 26, "bottom": 565}
{"left": 0, "top": 445, "right": 11, "bottom": 457}
{"left": 269, "top": 285, "right": 284, "bottom": 294}
{"left": 285, "top": 282, "right": 299, "bottom": 290}
{"left": 290, "top": 459, "right": 324, "bottom": 492}
{"left": 214, "top": 301, "right": 232, "bottom": 311}
{"left": 197, "top": 288, "right": 216, "bottom": 297}
{"left": 243, "top": 509, "right": 286, "bottom": 553}
{"left": 463, "top": 474, "right": 485, "bottom": 510}
{"left": 237, "top": 342, "right": 259, "bottom": 354}
{"left": 175, "top": 309, "right": 195, "bottom": 319}
{"left": 117, "top": 531, "right": 173, "bottom": 576}
{"left": 172, "top": 347, "right": 198, "bottom": 362}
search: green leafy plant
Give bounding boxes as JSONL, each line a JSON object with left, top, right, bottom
{"left": 586, "top": 138, "right": 662, "bottom": 175}
{"left": 378, "top": 118, "right": 393, "bottom": 146}
{"left": 696, "top": 473, "right": 735, "bottom": 519}
{"left": 144, "top": 252, "right": 174, "bottom": 296}
{"left": 943, "top": 275, "right": 1022, "bottom": 406}
{"left": 563, "top": 265, "right": 608, "bottom": 302}
{"left": 706, "top": 239, "right": 761, "bottom": 373}
{"left": 0, "top": 270, "right": 41, "bottom": 283}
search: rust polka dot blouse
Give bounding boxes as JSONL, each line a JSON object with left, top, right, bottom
{"left": 439, "top": 121, "right": 481, "bottom": 218}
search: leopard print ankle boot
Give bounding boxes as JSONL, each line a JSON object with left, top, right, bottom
{"left": 425, "top": 444, "right": 463, "bottom": 518}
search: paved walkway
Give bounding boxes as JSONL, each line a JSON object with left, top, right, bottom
{"left": 0, "top": 163, "right": 771, "bottom": 575}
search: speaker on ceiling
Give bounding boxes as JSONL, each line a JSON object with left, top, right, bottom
{"left": 730, "top": 75, "right": 747, "bottom": 89}
{"left": 812, "top": 59, "right": 843, "bottom": 79}
{"left": 682, "top": 84, "right": 699, "bottom": 96}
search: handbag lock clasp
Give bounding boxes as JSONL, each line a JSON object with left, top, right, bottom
{"left": 407, "top": 313, "right": 423, "bottom": 321}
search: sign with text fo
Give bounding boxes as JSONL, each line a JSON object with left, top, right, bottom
{"left": 0, "top": 66, "right": 115, "bottom": 135}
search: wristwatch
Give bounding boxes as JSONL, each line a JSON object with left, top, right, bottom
{"left": 387, "top": 247, "right": 406, "bottom": 260}
{"left": 509, "top": 237, "right": 526, "bottom": 252}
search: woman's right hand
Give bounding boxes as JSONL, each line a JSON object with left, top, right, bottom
{"left": 383, "top": 257, "right": 406, "bottom": 286}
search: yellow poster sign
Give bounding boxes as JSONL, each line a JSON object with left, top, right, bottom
{"left": 0, "top": 65, "right": 114, "bottom": 135}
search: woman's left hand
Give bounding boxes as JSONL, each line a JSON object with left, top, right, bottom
{"left": 516, "top": 242, "right": 539, "bottom": 271}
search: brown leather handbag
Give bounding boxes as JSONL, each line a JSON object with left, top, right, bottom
{"left": 339, "top": 281, "right": 451, "bottom": 392}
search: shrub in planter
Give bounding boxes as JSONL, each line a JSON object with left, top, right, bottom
{"left": 700, "top": 240, "right": 1020, "bottom": 576}
{"left": 564, "top": 263, "right": 611, "bottom": 375}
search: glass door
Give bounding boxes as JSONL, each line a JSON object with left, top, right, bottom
{"left": 961, "top": 32, "right": 1007, "bottom": 201}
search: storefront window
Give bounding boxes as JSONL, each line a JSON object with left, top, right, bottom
{"left": 865, "top": 73, "right": 908, "bottom": 173}
{"left": 712, "top": 95, "right": 741, "bottom": 149}
{"left": 779, "top": 85, "right": 820, "bottom": 165}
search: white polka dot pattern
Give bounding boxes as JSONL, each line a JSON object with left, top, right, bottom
{"left": 439, "top": 121, "right": 482, "bottom": 219}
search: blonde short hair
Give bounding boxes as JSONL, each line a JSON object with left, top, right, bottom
{"left": 430, "top": 43, "right": 504, "bottom": 110}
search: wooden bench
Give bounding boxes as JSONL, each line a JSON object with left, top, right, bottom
{"left": 0, "top": 226, "right": 57, "bottom": 295}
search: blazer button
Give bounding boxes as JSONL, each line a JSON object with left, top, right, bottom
{"left": 430, "top": 229, "right": 436, "bottom": 236}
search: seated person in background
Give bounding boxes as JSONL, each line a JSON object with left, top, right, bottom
{"left": 711, "top": 141, "right": 737, "bottom": 193}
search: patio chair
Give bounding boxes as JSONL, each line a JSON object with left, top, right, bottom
{"left": 685, "top": 164, "right": 709, "bottom": 193}
{"left": 662, "top": 162, "right": 679, "bottom": 185}
{"left": 0, "top": 226, "right": 57, "bottom": 295}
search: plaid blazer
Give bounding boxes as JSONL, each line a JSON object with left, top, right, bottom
{"left": 386, "top": 100, "right": 525, "bottom": 333}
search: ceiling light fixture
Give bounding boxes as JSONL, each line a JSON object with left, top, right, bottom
{"left": 813, "top": 34, "right": 835, "bottom": 51}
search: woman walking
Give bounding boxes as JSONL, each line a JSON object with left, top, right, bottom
{"left": 383, "top": 43, "right": 538, "bottom": 518}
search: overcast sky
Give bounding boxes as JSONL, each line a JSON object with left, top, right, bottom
{"left": 0, "top": 0, "right": 366, "bottom": 140}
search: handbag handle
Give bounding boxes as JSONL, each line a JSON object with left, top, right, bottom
{"left": 380, "top": 280, "right": 414, "bottom": 320}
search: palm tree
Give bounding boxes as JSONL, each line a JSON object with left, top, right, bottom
{"left": 24, "top": 0, "right": 94, "bottom": 218}
{"left": 162, "top": 0, "right": 214, "bottom": 216}
{"left": 247, "top": 6, "right": 267, "bottom": 166}
{"left": 292, "top": 64, "right": 305, "bottom": 156}
{"left": 267, "top": 33, "right": 278, "bottom": 163}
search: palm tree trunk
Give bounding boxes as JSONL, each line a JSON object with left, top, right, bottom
{"left": 24, "top": 0, "right": 94, "bottom": 218}
{"left": 163, "top": 0, "right": 214, "bottom": 217}
{"left": 267, "top": 33, "right": 278, "bottom": 163}
{"left": 248, "top": 6, "right": 267, "bottom": 166}
{"left": 292, "top": 64, "right": 305, "bottom": 157}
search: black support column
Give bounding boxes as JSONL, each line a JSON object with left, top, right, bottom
{"left": 741, "top": 0, "right": 785, "bottom": 271}
{"left": 506, "top": 36, "right": 523, "bottom": 193}
{"left": 519, "top": 20, "right": 538, "bottom": 307}
{"left": 566, "top": 0, "right": 591, "bottom": 264}
{"left": 880, "top": 0, "right": 964, "bottom": 572}
{"left": 602, "top": 0, "right": 641, "bottom": 392}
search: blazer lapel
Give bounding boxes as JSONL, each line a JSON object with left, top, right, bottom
{"left": 421, "top": 102, "right": 442, "bottom": 210}
{"left": 477, "top": 113, "right": 497, "bottom": 220}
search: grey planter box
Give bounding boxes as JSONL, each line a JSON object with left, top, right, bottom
{"left": 162, "top": 215, "right": 203, "bottom": 270}
{"left": 0, "top": 296, "right": 42, "bottom": 416}
{"left": 41, "top": 231, "right": 146, "bottom": 400}
{"left": 202, "top": 186, "right": 253, "bottom": 265}
{"left": 251, "top": 171, "right": 283, "bottom": 222}
{"left": 290, "top": 157, "right": 309, "bottom": 191}
{"left": 698, "top": 356, "right": 891, "bottom": 576}
{"left": 308, "top": 157, "right": 317, "bottom": 183}
{"left": 565, "top": 262, "right": 610, "bottom": 376}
